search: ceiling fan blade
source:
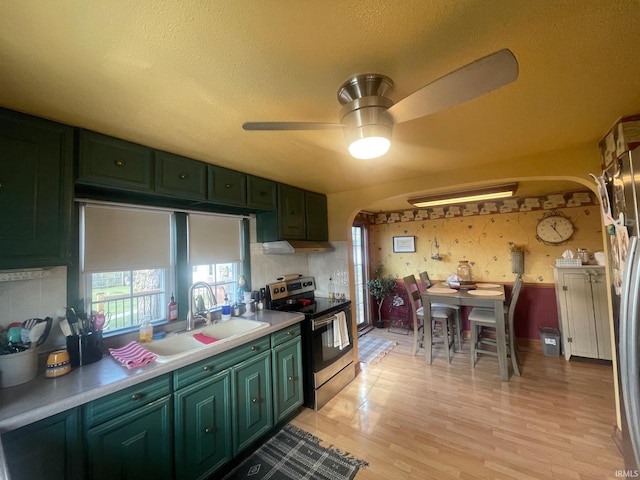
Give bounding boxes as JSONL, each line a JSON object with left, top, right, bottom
{"left": 387, "top": 49, "right": 518, "bottom": 125}
{"left": 243, "top": 122, "right": 344, "bottom": 131}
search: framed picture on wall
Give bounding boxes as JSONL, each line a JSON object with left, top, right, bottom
{"left": 393, "top": 236, "right": 415, "bottom": 253}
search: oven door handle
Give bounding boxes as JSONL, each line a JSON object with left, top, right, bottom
{"left": 312, "top": 314, "right": 337, "bottom": 330}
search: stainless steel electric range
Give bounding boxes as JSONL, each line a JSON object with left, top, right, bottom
{"left": 265, "top": 276, "right": 354, "bottom": 410}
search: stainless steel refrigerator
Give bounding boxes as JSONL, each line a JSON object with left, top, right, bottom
{"left": 597, "top": 147, "right": 640, "bottom": 470}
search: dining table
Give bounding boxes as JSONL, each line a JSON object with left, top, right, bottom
{"left": 422, "top": 283, "right": 509, "bottom": 381}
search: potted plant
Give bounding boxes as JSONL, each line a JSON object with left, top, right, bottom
{"left": 366, "top": 265, "right": 397, "bottom": 328}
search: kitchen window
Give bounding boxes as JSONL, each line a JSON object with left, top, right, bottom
{"left": 188, "top": 213, "right": 243, "bottom": 305}
{"left": 81, "top": 203, "right": 174, "bottom": 333}
{"left": 86, "top": 269, "right": 168, "bottom": 332}
{"left": 80, "top": 205, "right": 246, "bottom": 335}
{"left": 192, "top": 263, "right": 240, "bottom": 306}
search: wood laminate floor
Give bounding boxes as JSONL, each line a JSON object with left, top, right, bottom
{"left": 291, "top": 329, "right": 623, "bottom": 479}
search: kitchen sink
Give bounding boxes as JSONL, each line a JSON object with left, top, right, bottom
{"left": 145, "top": 318, "right": 271, "bottom": 363}
{"left": 199, "top": 318, "right": 270, "bottom": 339}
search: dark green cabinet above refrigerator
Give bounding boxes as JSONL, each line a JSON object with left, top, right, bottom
{"left": 0, "top": 108, "right": 73, "bottom": 269}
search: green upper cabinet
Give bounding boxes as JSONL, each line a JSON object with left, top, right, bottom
{"left": 256, "top": 184, "right": 328, "bottom": 242}
{"left": 78, "top": 130, "right": 154, "bottom": 192}
{"left": 247, "top": 175, "right": 277, "bottom": 210}
{"left": 208, "top": 165, "right": 247, "bottom": 206}
{"left": 155, "top": 151, "right": 207, "bottom": 200}
{"left": 277, "top": 184, "right": 306, "bottom": 239}
{"left": 305, "top": 190, "right": 328, "bottom": 241}
{"left": 0, "top": 108, "right": 73, "bottom": 269}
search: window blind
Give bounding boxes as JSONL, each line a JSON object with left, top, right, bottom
{"left": 83, "top": 204, "right": 171, "bottom": 272}
{"left": 188, "top": 214, "right": 241, "bottom": 265}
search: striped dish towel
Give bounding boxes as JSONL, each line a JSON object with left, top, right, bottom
{"left": 109, "top": 341, "right": 158, "bottom": 369}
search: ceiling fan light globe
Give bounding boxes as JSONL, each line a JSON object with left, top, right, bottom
{"left": 348, "top": 137, "right": 391, "bottom": 159}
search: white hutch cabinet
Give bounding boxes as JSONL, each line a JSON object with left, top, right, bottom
{"left": 553, "top": 266, "right": 612, "bottom": 360}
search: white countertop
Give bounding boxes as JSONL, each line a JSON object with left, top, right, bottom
{"left": 0, "top": 309, "right": 304, "bottom": 434}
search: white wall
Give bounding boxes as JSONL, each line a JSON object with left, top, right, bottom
{"left": 0, "top": 266, "right": 68, "bottom": 353}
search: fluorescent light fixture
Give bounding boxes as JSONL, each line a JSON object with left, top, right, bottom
{"left": 408, "top": 183, "right": 518, "bottom": 208}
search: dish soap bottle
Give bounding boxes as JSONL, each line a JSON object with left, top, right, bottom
{"left": 328, "top": 277, "right": 335, "bottom": 300}
{"left": 139, "top": 315, "right": 153, "bottom": 343}
{"left": 168, "top": 293, "right": 178, "bottom": 321}
{"left": 221, "top": 293, "right": 231, "bottom": 321}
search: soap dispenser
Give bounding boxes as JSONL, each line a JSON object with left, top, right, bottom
{"left": 139, "top": 315, "right": 153, "bottom": 343}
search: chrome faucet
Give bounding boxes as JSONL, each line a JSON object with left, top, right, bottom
{"left": 187, "top": 282, "right": 216, "bottom": 331}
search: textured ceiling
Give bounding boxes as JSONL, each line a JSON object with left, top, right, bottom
{"left": 2, "top": 1, "right": 640, "bottom": 212}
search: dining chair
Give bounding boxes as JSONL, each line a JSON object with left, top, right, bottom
{"left": 468, "top": 274, "right": 523, "bottom": 376}
{"left": 418, "top": 271, "right": 463, "bottom": 350}
{"left": 403, "top": 275, "right": 456, "bottom": 363}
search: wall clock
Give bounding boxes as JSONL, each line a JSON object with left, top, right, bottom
{"left": 535, "top": 211, "right": 575, "bottom": 246}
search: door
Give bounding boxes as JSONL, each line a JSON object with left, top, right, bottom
{"left": 174, "top": 370, "right": 232, "bottom": 480}
{"left": 87, "top": 395, "right": 173, "bottom": 480}
{"left": 351, "top": 224, "right": 370, "bottom": 329}
{"left": 0, "top": 108, "right": 74, "bottom": 269}
{"left": 560, "top": 272, "right": 599, "bottom": 359}
{"left": 620, "top": 236, "right": 640, "bottom": 469}
{"left": 3, "top": 408, "right": 82, "bottom": 480}
{"left": 312, "top": 307, "right": 353, "bottom": 373}
{"left": 272, "top": 336, "right": 303, "bottom": 423}
{"left": 232, "top": 350, "right": 272, "bottom": 455}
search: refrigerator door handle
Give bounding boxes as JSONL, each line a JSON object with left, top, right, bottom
{"left": 620, "top": 235, "right": 640, "bottom": 466}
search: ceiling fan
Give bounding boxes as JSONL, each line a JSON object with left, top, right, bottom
{"left": 243, "top": 49, "right": 518, "bottom": 159}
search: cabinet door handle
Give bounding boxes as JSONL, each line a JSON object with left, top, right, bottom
{"left": 225, "top": 183, "right": 232, "bottom": 189}
{"left": 203, "top": 365, "right": 213, "bottom": 372}
{"left": 114, "top": 160, "right": 125, "bottom": 167}
{"left": 204, "top": 427, "right": 215, "bottom": 434}
{"left": 131, "top": 392, "right": 143, "bottom": 401}
{"left": 251, "top": 397, "right": 259, "bottom": 403}
{"left": 0, "top": 181, "right": 4, "bottom": 189}
{"left": 179, "top": 173, "right": 189, "bottom": 180}
{"left": 259, "top": 191, "right": 266, "bottom": 196}
{"left": 287, "top": 330, "right": 294, "bottom": 336}
{"left": 250, "top": 345, "right": 259, "bottom": 351}
{"left": 288, "top": 376, "right": 294, "bottom": 382}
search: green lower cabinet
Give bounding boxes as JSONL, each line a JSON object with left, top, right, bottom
{"left": 272, "top": 336, "right": 304, "bottom": 424}
{"left": 232, "top": 350, "right": 273, "bottom": 455}
{"left": 2, "top": 408, "right": 82, "bottom": 480}
{"left": 86, "top": 394, "right": 173, "bottom": 480}
{"left": 174, "top": 370, "right": 232, "bottom": 480}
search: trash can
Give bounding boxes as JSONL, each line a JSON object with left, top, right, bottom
{"left": 539, "top": 327, "right": 561, "bottom": 357}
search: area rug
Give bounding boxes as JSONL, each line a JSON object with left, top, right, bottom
{"left": 358, "top": 335, "right": 396, "bottom": 364}
{"left": 222, "top": 423, "right": 368, "bottom": 480}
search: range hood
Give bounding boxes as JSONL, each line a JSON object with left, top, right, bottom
{"left": 262, "top": 240, "right": 334, "bottom": 254}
